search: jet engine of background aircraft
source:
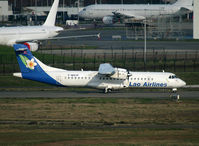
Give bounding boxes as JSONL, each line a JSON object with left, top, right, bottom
{"left": 102, "top": 16, "right": 114, "bottom": 25}
{"left": 24, "top": 42, "right": 39, "bottom": 52}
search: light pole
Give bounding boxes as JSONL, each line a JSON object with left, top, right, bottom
{"left": 144, "top": 19, "right": 147, "bottom": 64}
{"left": 35, "top": 0, "right": 37, "bottom": 24}
{"left": 78, "top": 0, "right": 80, "bottom": 22}
{"left": 63, "top": 0, "right": 65, "bottom": 23}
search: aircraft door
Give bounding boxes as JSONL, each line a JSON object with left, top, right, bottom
{"left": 122, "top": 79, "right": 129, "bottom": 88}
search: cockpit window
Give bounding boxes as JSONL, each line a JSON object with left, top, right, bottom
{"left": 169, "top": 75, "right": 177, "bottom": 79}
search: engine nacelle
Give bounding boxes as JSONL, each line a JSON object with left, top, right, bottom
{"left": 102, "top": 16, "right": 114, "bottom": 25}
{"left": 24, "top": 42, "right": 39, "bottom": 52}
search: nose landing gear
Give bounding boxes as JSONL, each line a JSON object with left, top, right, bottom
{"left": 170, "top": 88, "right": 180, "bottom": 101}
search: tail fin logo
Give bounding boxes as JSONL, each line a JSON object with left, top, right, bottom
{"left": 19, "top": 55, "right": 37, "bottom": 70}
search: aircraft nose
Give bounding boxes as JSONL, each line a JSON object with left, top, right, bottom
{"left": 179, "top": 79, "right": 186, "bottom": 87}
{"left": 182, "top": 80, "right": 186, "bottom": 87}
{"left": 78, "top": 11, "right": 83, "bottom": 18}
{"left": 78, "top": 10, "right": 86, "bottom": 18}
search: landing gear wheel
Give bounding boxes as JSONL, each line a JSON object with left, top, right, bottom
{"left": 104, "top": 88, "right": 112, "bottom": 94}
{"left": 170, "top": 88, "right": 180, "bottom": 101}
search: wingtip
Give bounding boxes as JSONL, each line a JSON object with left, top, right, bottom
{"left": 97, "top": 33, "right": 101, "bottom": 39}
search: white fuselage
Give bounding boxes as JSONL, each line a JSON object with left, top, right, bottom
{"left": 43, "top": 69, "right": 186, "bottom": 90}
{"left": 0, "top": 25, "right": 63, "bottom": 46}
{"left": 79, "top": 4, "right": 191, "bottom": 20}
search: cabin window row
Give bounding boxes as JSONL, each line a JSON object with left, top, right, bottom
{"left": 130, "top": 78, "right": 153, "bottom": 81}
{"left": 66, "top": 77, "right": 91, "bottom": 80}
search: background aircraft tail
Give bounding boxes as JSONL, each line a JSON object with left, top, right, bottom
{"left": 14, "top": 44, "right": 62, "bottom": 86}
{"left": 174, "top": 0, "right": 193, "bottom": 6}
{"left": 43, "top": 0, "right": 59, "bottom": 26}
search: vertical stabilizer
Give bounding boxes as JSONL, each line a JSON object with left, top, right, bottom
{"left": 43, "top": 0, "right": 59, "bottom": 26}
{"left": 174, "top": 0, "right": 193, "bottom": 6}
{"left": 13, "top": 44, "right": 62, "bottom": 86}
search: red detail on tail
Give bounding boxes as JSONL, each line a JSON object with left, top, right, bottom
{"left": 24, "top": 43, "right": 31, "bottom": 50}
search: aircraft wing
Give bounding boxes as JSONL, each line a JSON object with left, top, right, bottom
{"left": 15, "top": 33, "right": 100, "bottom": 43}
{"left": 113, "top": 11, "right": 146, "bottom": 20}
{"left": 179, "top": 7, "right": 193, "bottom": 13}
{"left": 47, "top": 33, "right": 100, "bottom": 40}
{"left": 98, "top": 63, "right": 115, "bottom": 75}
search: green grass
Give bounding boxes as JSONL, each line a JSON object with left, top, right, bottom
{"left": 0, "top": 45, "right": 14, "bottom": 55}
{"left": 0, "top": 97, "right": 198, "bottom": 145}
{"left": 0, "top": 128, "right": 198, "bottom": 146}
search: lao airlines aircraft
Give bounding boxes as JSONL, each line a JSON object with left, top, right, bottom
{"left": 13, "top": 44, "right": 186, "bottom": 93}
{"left": 79, "top": 0, "right": 193, "bottom": 25}
{"left": 0, "top": 0, "right": 98, "bottom": 52}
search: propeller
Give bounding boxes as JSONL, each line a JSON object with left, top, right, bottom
{"left": 127, "top": 70, "right": 132, "bottom": 80}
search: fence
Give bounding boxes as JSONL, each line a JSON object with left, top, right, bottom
{"left": 0, "top": 48, "right": 198, "bottom": 75}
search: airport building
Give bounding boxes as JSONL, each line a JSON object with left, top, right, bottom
{"left": 0, "top": 0, "right": 13, "bottom": 21}
{"left": 193, "top": 0, "right": 199, "bottom": 39}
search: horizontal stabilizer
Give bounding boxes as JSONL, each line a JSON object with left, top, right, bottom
{"left": 13, "top": 73, "right": 22, "bottom": 78}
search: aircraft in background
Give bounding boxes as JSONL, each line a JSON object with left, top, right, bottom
{"left": 79, "top": 0, "right": 193, "bottom": 25}
{"left": 13, "top": 44, "right": 186, "bottom": 93}
{"left": 0, "top": 0, "right": 99, "bottom": 52}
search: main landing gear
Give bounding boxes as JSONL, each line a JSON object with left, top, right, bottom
{"left": 104, "top": 88, "right": 112, "bottom": 94}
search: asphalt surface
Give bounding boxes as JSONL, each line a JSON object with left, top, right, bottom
{"left": 42, "top": 28, "right": 199, "bottom": 51}
{"left": 0, "top": 90, "right": 198, "bottom": 99}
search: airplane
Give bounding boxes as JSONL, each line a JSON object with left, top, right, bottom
{"left": 79, "top": 0, "right": 193, "bottom": 25}
{"left": 0, "top": 0, "right": 99, "bottom": 52}
{"left": 13, "top": 44, "right": 186, "bottom": 94}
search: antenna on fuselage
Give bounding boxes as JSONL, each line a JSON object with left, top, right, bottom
{"left": 43, "top": 0, "right": 59, "bottom": 26}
